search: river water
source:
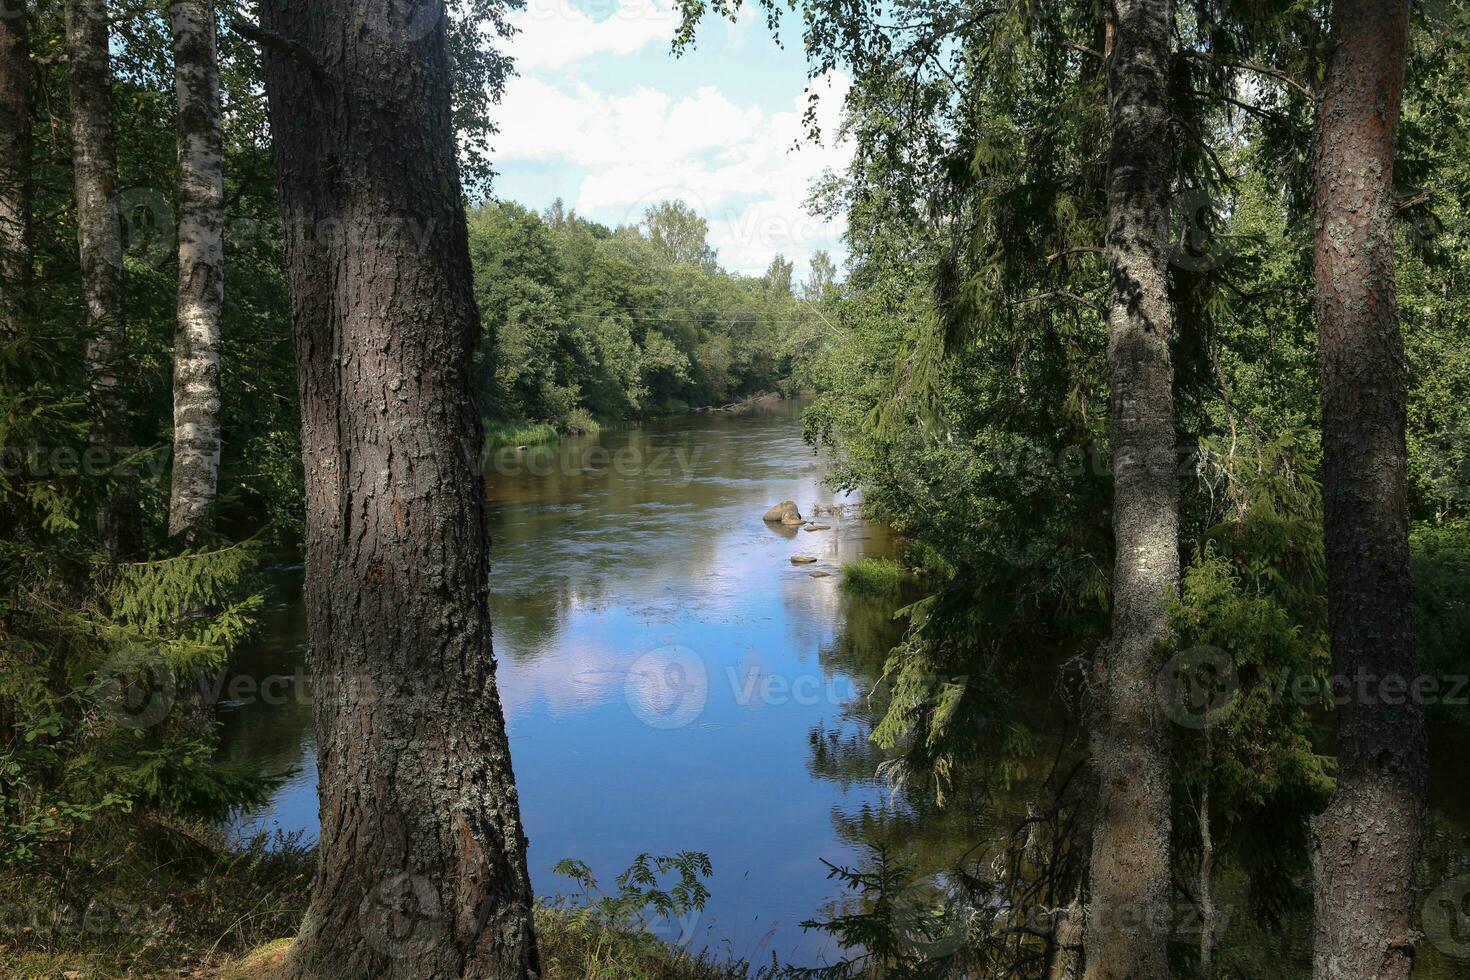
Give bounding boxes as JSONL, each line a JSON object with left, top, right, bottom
{"left": 216, "top": 402, "right": 1470, "bottom": 976}
{"left": 218, "top": 402, "right": 946, "bottom": 966}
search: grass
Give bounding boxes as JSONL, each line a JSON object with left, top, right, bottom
{"left": 484, "top": 420, "right": 561, "bottom": 449}
{"left": 534, "top": 908, "right": 759, "bottom": 980}
{"left": 179, "top": 910, "right": 756, "bottom": 980}
{"left": 0, "top": 825, "right": 312, "bottom": 978}
{"left": 484, "top": 412, "right": 604, "bottom": 450}
{"left": 0, "top": 909, "right": 752, "bottom": 980}
{"left": 840, "top": 556, "right": 907, "bottom": 596}
{"left": 1, "top": 837, "right": 763, "bottom": 980}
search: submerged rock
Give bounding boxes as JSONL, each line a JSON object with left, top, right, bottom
{"left": 763, "top": 500, "right": 803, "bottom": 525}
{"left": 809, "top": 570, "right": 831, "bottom": 578}
{"left": 803, "top": 524, "right": 831, "bottom": 532}
{"left": 790, "top": 555, "right": 818, "bottom": 565}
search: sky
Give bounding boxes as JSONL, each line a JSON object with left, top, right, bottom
{"left": 489, "top": 0, "right": 853, "bottom": 281}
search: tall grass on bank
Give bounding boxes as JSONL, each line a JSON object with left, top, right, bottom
{"left": 840, "top": 556, "right": 907, "bottom": 596}
{"left": 0, "top": 827, "right": 311, "bottom": 978}
{"left": 535, "top": 908, "right": 758, "bottom": 980}
{"left": 484, "top": 420, "right": 561, "bottom": 449}
{"left": 484, "top": 410, "right": 603, "bottom": 450}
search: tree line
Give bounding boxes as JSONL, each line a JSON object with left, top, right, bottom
{"left": 470, "top": 197, "right": 829, "bottom": 433}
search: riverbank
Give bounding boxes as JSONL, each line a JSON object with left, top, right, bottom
{"left": 484, "top": 416, "right": 597, "bottom": 450}
{"left": 483, "top": 392, "right": 790, "bottom": 450}
{"left": 0, "top": 828, "right": 756, "bottom": 979}
{"left": 3, "top": 907, "right": 756, "bottom": 980}
{"left": 207, "top": 918, "right": 758, "bottom": 980}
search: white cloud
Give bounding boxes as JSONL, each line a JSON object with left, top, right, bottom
{"left": 509, "top": 0, "right": 680, "bottom": 72}
{"left": 495, "top": 65, "right": 853, "bottom": 276}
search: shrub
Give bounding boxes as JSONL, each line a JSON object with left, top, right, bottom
{"left": 561, "top": 408, "right": 602, "bottom": 437}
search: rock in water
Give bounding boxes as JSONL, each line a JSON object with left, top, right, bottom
{"left": 790, "top": 555, "right": 818, "bottom": 565}
{"left": 809, "top": 570, "right": 831, "bottom": 578}
{"left": 764, "top": 500, "right": 802, "bottom": 525}
{"left": 803, "top": 524, "right": 831, "bottom": 531}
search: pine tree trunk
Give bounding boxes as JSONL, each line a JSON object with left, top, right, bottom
{"left": 0, "top": 0, "right": 31, "bottom": 339}
{"left": 65, "top": 0, "right": 138, "bottom": 558}
{"left": 1309, "top": 2, "right": 1426, "bottom": 978}
{"left": 166, "top": 0, "right": 224, "bottom": 541}
{"left": 1084, "top": 1, "right": 1178, "bottom": 977}
{"left": 254, "top": 3, "right": 540, "bottom": 976}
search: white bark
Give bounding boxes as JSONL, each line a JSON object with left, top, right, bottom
{"left": 166, "top": 0, "right": 225, "bottom": 540}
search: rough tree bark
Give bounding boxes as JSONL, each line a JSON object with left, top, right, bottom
{"left": 1083, "top": 1, "right": 1178, "bottom": 978}
{"left": 166, "top": 0, "right": 224, "bottom": 540}
{"left": 1309, "top": 2, "right": 1426, "bottom": 978}
{"left": 1198, "top": 766, "right": 1214, "bottom": 977}
{"left": 253, "top": 2, "right": 540, "bottom": 976}
{"left": 65, "top": 0, "right": 138, "bottom": 558}
{"left": 1, "top": 0, "right": 31, "bottom": 338}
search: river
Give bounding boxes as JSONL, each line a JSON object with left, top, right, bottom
{"left": 216, "top": 402, "right": 1470, "bottom": 976}
{"left": 217, "top": 401, "right": 953, "bottom": 967}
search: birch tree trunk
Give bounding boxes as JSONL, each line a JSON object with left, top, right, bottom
{"left": 65, "top": 0, "right": 138, "bottom": 558}
{"left": 1083, "top": 1, "right": 1178, "bottom": 977}
{"left": 166, "top": 0, "right": 224, "bottom": 540}
{"left": 1309, "top": 2, "right": 1426, "bottom": 978}
{"left": 0, "top": 0, "right": 30, "bottom": 339}
{"left": 253, "top": 2, "right": 540, "bottom": 975}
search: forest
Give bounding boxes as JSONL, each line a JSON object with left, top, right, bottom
{"left": 1, "top": 0, "right": 1468, "bottom": 978}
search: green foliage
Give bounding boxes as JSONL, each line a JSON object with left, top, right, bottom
{"left": 645, "top": 201, "right": 718, "bottom": 270}
{"left": 1, "top": 0, "right": 281, "bottom": 902}
{"left": 735, "top": 0, "right": 1470, "bottom": 969}
{"left": 538, "top": 851, "right": 772, "bottom": 980}
{"left": 1411, "top": 522, "right": 1470, "bottom": 725}
{"left": 534, "top": 908, "right": 759, "bottom": 980}
{"left": 839, "top": 557, "right": 906, "bottom": 596}
{"left": 791, "top": 843, "right": 965, "bottom": 980}
{"left": 563, "top": 407, "right": 602, "bottom": 437}
{"left": 1, "top": 512, "right": 276, "bottom": 871}
{"left": 485, "top": 420, "right": 562, "bottom": 449}
{"left": 468, "top": 199, "right": 807, "bottom": 426}
{"left": 0, "top": 828, "right": 312, "bottom": 977}
{"left": 1401, "top": 17, "right": 1470, "bottom": 521}
{"left": 1169, "top": 436, "right": 1335, "bottom": 926}
{"left": 550, "top": 851, "right": 713, "bottom": 938}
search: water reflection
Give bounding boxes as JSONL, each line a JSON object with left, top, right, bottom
{"left": 221, "top": 404, "right": 935, "bottom": 965}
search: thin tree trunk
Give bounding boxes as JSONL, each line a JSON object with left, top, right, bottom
{"left": 1049, "top": 898, "right": 1084, "bottom": 980}
{"left": 166, "top": 0, "right": 224, "bottom": 541}
{"left": 1309, "top": 2, "right": 1426, "bottom": 978}
{"left": 1084, "top": 1, "right": 1178, "bottom": 978}
{"left": 65, "top": 0, "right": 138, "bottom": 558}
{"left": 1198, "top": 772, "right": 1214, "bottom": 977}
{"left": 1, "top": 0, "right": 31, "bottom": 339}
{"left": 252, "top": 3, "right": 540, "bottom": 976}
